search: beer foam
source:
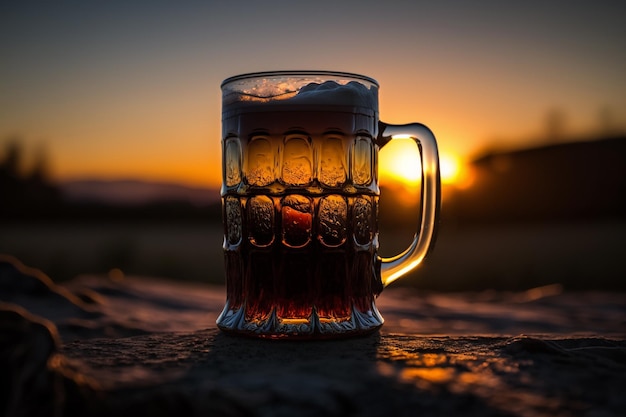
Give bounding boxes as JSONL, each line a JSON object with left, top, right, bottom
{"left": 224, "top": 80, "right": 378, "bottom": 112}
{"left": 288, "top": 81, "right": 378, "bottom": 108}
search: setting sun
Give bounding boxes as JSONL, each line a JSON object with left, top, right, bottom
{"left": 439, "top": 154, "right": 461, "bottom": 185}
{"left": 379, "top": 139, "right": 421, "bottom": 186}
{"left": 379, "top": 139, "right": 462, "bottom": 186}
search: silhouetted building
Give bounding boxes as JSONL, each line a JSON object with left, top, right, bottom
{"left": 447, "top": 136, "right": 626, "bottom": 224}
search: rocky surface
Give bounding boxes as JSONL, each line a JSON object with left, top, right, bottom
{"left": 61, "top": 330, "right": 626, "bottom": 417}
{"left": 1, "top": 254, "right": 625, "bottom": 416}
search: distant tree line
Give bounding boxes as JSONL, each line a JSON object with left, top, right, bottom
{"left": 0, "top": 138, "right": 220, "bottom": 223}
{"left": 445, "top": 135, "right": 626, "bottom": 225}
{"left": 0, "top": 138, "right": 62, "bottom": 219}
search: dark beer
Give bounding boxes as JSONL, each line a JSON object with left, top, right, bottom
{"left": 217, "top": 81, "right": 386, "bottom": 337}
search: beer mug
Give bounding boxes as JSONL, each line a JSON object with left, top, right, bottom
{"left": 217, "top": 71, "right": 440, "bottom": 339}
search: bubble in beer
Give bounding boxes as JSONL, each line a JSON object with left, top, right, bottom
{"left": 353, "top": 196, "right": 374, "bottom": 245}
{"left": 319, "top": 195, "right": 347, "bottom": 247}
{"left": 246, "top": 136, "right": 274, "bottom": 186}
{"left": 248, "top": 195, "right": 275, "bottom": 246}
{"left": 225, "top": 196, "right": 242, "bottom": 245}
{"left": 352, "top": 136, "right": 373, "bottom": 185}
{"left": 282, "top": 134, "right": 312, "bottom": 185}
{"left": 281, "top": 194, "right": 312, "bottom": 247}
{"left": 224, "top": 137, "right": 242, "bottom": 187}
{"left": 319, "top": 135, "right": 347, "bottom": 186}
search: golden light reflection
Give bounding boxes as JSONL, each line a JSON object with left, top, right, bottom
{"left": 401, "top": 367, "right": 455, "bottom": 384}
{"left": 376, "top": 343, "right": 560, "bottom": 416}
{"left": 379, "top": 346, "right": 509, "bottom": 392}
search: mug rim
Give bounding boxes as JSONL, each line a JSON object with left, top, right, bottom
{"left": 221, "top": 70, "right": 379, "bottom": 89}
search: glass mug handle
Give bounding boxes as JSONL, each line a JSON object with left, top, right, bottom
{"left": 377, "top": 122, "right": 441, "bottom": 287}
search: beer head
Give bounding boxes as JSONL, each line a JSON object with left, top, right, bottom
{"left": 222, "top": 71, "right": 379, "bottom": 116}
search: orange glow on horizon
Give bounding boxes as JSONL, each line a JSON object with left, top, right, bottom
{"left": 53, "top": 159, "right": 220, "bottom": 188}
{"left": 439, "top": 154, "right": 461, "bottom": 185}
{"left": 46, "top": 136, "right": 223, "bottom": 188}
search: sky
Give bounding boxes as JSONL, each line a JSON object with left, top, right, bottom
{"left": 1, "top": 0, "right": 625, "bottom": 187}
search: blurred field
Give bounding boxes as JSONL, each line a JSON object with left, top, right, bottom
{"left": 405, "top": 221, "right": 626, "bottom": 291}
{"left": 2, "top": 137, "right": 624, "bottom": 291}
{"left": 1, "top": 219, "right": 624, "bottom": 291}
{"left": 0, "top": 222, "right": 224, "bottom": 284}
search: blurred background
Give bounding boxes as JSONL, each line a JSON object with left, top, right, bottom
{"left": 1, "top": 1, "right": 625, "bottom": 292}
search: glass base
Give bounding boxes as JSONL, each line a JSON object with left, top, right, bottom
{"left": 216, "top": 301, "right": 384, "bottom": 339}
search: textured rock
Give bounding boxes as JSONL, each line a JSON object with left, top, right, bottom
{"left": 60, "top": 330, "right": 626, "bottom": 417}
{"left": 1, "top": 255, "right": 625, "bottom": 416}
{"left": 0, "top": 304, "right": 62, "bottom": 417}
